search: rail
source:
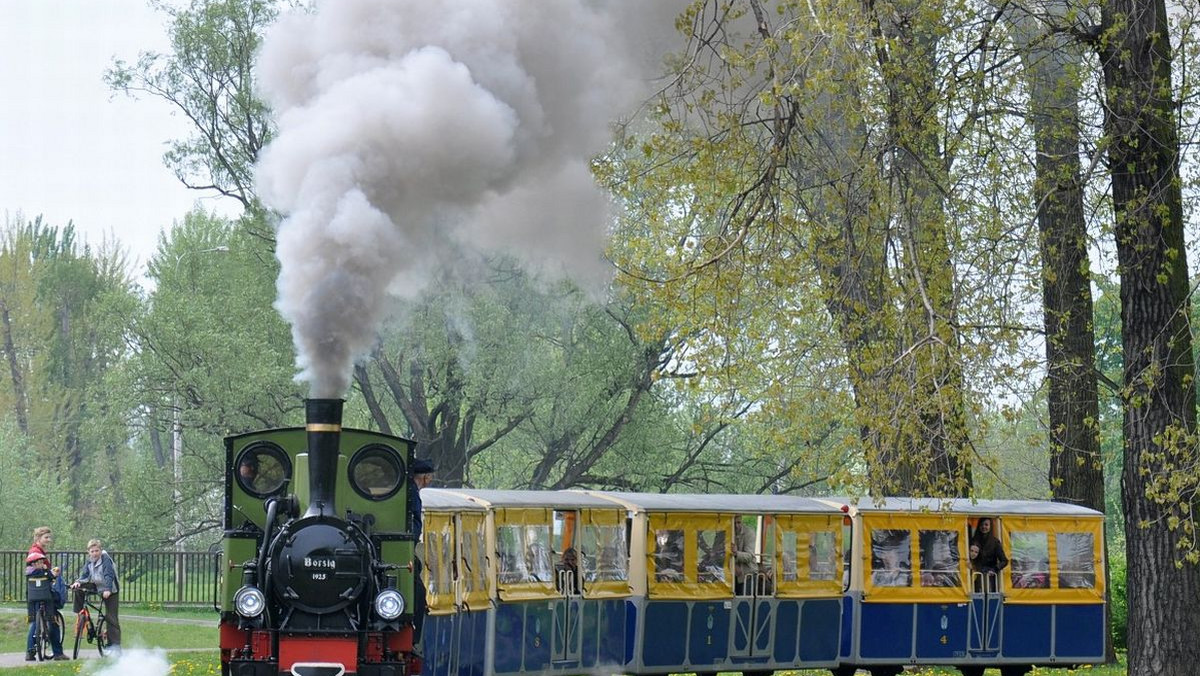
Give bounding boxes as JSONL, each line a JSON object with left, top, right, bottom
{"left": 1, "top": 550, "right": 219, "bottom": 606}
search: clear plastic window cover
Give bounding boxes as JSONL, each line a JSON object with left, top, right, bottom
{"left": 581, "top": 525, "right": 627, "bottom": 582}
{"left": 498, "top": 524, "right": 553, "bottom": 584}
{"left": 781, "top": 531, "right": 799, "bottom": 581}
{"left": 870, "top": 529, "right": 913, "bottom": 587}
{"left": 1010, "top": 530, "right": 1051, "bottom": 589}
{"left": 654, "top": 529, "right": 685, "bottom": 582}
{"left": 697, "top": 529, "right": 727, "bottom": 583}
{"left": 810, "top": 531, "right": 839, "bottom": 581}
{"left": 1057, "top": 531, "right": 1096, "bottom": 589}
{"left": 918, "top": 529, "right": 961, "bottom": 588}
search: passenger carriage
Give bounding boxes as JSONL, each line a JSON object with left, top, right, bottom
{"left": 598, "top": 492, "right": 846, "bottom": 675}
{"left": 824, "top": 498, "right": 1106, "bottom": 676}
{"left": 416, "top": 490, "right": 848, "bottom": 676}
{"left": 419, "top": 489, "right": 631, "bottom": 676}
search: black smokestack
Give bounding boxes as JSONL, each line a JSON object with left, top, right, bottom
{"left": 305, "top": 398, "right": 343, "bottom": 518}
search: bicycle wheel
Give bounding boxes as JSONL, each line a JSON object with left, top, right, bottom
{"left": 95, "top": 616, "right": 107, "bottom": 656}
{"left": 73, "top": 611, "right": 90, "bottom": 660}
{"left": 35, "top": 606, "right": 49, "bottom": 661}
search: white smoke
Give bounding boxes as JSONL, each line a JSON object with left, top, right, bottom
{"left": 255, "top": 0, "right": 667, "bottom": 397}
{"left": 86, "top": 648, "right": 169, "bottom": 676}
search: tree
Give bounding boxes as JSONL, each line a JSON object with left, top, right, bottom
{"left": 1091, "top": 0, "right": 1200, "bottom": 672}
{"left": 133, "top": 210, "right": 302, "bottom": 545}
{"left": 105, "top": 0, "right": 279, "bottom": 212}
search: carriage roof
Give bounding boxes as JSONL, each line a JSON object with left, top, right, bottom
{"left": 589, "top": 492, "right": 843, "bottom": 514}
{"left": 817, "top": 497, "right": 1103, "bottom": 517}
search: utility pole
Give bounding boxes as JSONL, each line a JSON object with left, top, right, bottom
{"left": 173, "top": 403, "right": 185, "bottom": 602}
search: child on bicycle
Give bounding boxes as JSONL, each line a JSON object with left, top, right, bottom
{"left": 71, "top": 538, "right": 121, "bottom": 655}
{"left": 25, "top": 551, "right": 68, "bottom": 660}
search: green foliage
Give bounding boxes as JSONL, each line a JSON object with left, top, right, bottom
{"left": 105, "top": 0, "right": 279, "bottom": 210}
{"left": 1109, "top": 550, "right": 1128, "bottom": 651}
{"left": 0, "top": 417, "right": 75, "bottom": 549}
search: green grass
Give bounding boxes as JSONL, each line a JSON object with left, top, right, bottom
{"left": 0, "top": 611, "right": 215, "bottom": 655}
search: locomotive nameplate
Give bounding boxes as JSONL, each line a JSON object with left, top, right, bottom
{"left": 304, "top": 557, "right": 336, "bottom": 569}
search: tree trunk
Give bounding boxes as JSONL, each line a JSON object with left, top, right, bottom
{"left": 871, "top": 0, "right": 969, "bottom": 496}
{"left": 0, "top": 298, "right": 28, "bottom": 435}
{"left": 1099, "top": 1, "right": 1200, "bottom": 673}
{"left": 1008, "top": 3, "right": 1104, "bottom": 513}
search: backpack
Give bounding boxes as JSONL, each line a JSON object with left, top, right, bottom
{"left": 51, "top": 574, "right": 67, "bottom": 610}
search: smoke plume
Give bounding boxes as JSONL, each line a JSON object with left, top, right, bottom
{"left": 255, "top": 0, "right": 661, "bottom": 397}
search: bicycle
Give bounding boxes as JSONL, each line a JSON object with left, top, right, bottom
{"left": 31, "top": 601, "right": 65, "bottom": 662}
{"left": 72, "top": 583, "right": 110, "bottom": 659}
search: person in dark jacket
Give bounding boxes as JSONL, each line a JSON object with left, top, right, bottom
{"left": 71, "top": 539, "right": 121, "bottom": 654}
{"left": 970, "top": 517, "right": 1009, "bottom": 585}
{"left": 409, "top": 458, "right": 435, "bottom": 646}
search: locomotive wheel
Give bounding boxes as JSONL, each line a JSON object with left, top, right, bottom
{"left": 830, "top": 666, "right": 859, "bottom": 676}
{"left": 958, "top": 666, "right": 985, "bottom": 676}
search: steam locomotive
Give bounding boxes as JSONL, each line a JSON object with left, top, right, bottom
{"left": 219, "top": 399, "right": 420, "bottom": 676}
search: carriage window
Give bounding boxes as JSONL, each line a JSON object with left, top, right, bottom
{"left": 423, "top": 531, "right": 446, "bottom": 596}
{"left": 498, "top": 524, "right": 553, "bottom": 584}
{"left": 348, "top": 445, "right": 404, "bottom": 500}
{"left": 781, "top": 531, "right": 799, "bottom": 582}
{"left": 918, "top": 530, "right": 961, "bottom": 587}
{"left": 653, "top": 529, "right": 684, "bottom": 582}
{"left": 461, "top": 531, "right": 477, "bottom": 593}
{"left": 581, "top": 525, "right": 628, "bottom": 582}
{"left": 235, "top": 442, "right": 290, "bottom": 497}
{"left": 871, "top": 529, "right": 912, "bottom": 587}
{"left": 810, "top": 530, "right": 839, "bottom": 581}
{"left": 697, "top": 529, "right": 727, "bottom": 583}
{"left": 1057, "top": 532, "right": 1096, "bottom": 589}
{"left": 1009, "top": 531, "right": 1050, "bottom": 589}
{"left": 438, "top": 532, "right": 454, "bottom": 594}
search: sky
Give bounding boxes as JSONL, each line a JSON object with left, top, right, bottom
{"left": 0, "top": 0, "right": 233, "bottom": 275}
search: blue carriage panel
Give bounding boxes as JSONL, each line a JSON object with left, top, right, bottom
{"left": 914, "top": 603, "right": 969, "bottom": 659}
{"left": 798, "top": 598, "right": 842, "bottom": 663}
{"left": 772, "top": 601, "right": 799, "bottom": 664}
{"left": 753, "top": 599, "right": 773, "bottom": 653}
{"left": 581, "top": 600, "right": 601, "bottom": 668}
{"left": 688, "top": 601, "right": 730, "bottom": 667}
{"left": 494, "top": 603, "right": 526, "bottom": 674}
{"left": 731, "top": 598, "right": 754, "bottom": 654}
{"left": 1054, "top": 604, "right": 1105, "bottom": 659}
{"left": 859, "top": 603, "right": 914, "bottom": 659}
{"left": 523, "top": 602, "right": 554, "bottom": 672}
{"left": 457, "top": 610, "right": 487, "bottom": 676}
{"left": 597, "top": 599, "right": 627, "bottom": 667}
{"left": 839, "top": 595, "right": 855, "bottom": 659}
{"left": 1000, "top": 604, "right": 1052, "bottom": 659}
{"left": 642, "top": 601, "right": 690, "bottom": 667}
{"left": 623, "top": 600, "right": 639, "bottom": 665}
{"left": 424, "top": 614, "right": 455, "bottom": 676}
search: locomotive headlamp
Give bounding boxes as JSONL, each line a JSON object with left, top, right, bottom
{"left": 234, "top": 585, "right": 266, "bottom": 618}
{"left": 374, "top": 589, "right": 405, "bottom": 620}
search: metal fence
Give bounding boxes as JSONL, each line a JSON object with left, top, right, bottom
{"left": 2, "top": 550, "right": 219, "bottom": 606}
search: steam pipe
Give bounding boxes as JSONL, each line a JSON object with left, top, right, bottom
{"left": 304, "top": 398, "right": 343, "bottom": 518}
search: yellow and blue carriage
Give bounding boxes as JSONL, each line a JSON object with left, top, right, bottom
{"left": 827, "top": 498, "right": 1106, "bottom": 676}
{"left": 417, "top": 490, "right": 847, "bottom": 676}
{"left": 603, "top": 492, "right": 846, "bottom": 675}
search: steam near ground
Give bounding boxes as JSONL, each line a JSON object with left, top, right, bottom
{"left": 255, "top": 0, "right": 680, "bottom": 398}
{"left": 87, "top": 647, "right": 169, "bottom": 676}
